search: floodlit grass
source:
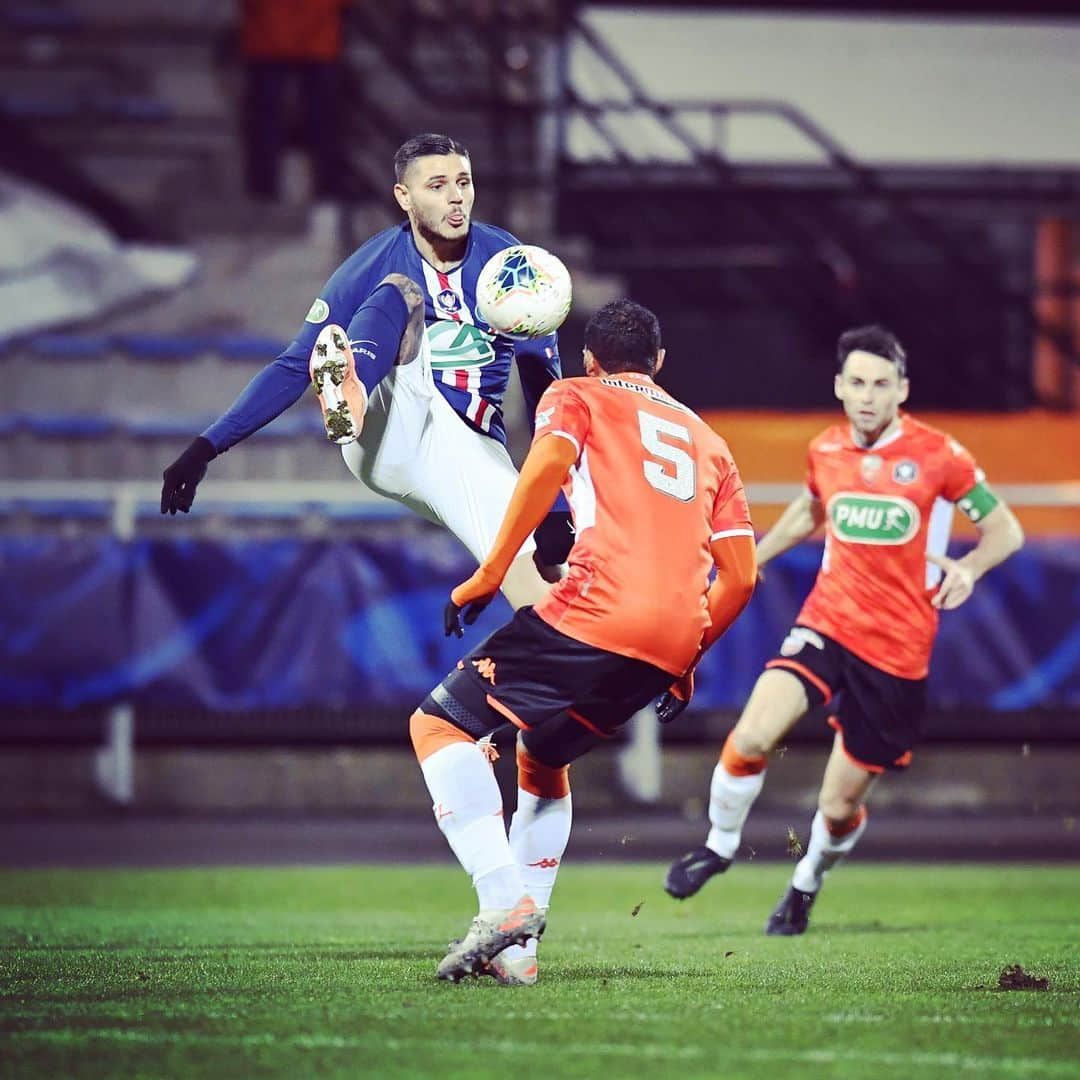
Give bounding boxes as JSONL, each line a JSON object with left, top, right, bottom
{"left": 1, "top": 864, "right": 1076, "bottom": 1079}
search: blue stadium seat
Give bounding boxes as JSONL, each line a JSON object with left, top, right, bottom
{"left": 1, "top": 95, "right": 79, "bottom": 119}
{"left": 24, "top": 415, "right": 118, "bottom": 438}
{"left": 114, "top": 334, "right": 207, "bottom": 360}
{"left": 3, "top": 5, "right": 84, "bottom": 32}
{"left": 126, "top": 416, "right": 215, "bottom": 439}
{"left": 28, "top": 334, "right": 112, "bottom": 358}
{"left": 212, "top": 334, "right": 286, "bottom": 362}
{"left": 95, "top": 96, "right": 172, "bottom": 122}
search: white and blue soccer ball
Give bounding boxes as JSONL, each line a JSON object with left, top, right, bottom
{"left": 475, "top": 244, "right": 572, "bottom": 340}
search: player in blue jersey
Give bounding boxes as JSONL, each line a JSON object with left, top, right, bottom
{"left": 160, "top": 133, "right": 573, "bottom": 605}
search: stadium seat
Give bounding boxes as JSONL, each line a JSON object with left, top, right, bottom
{"left": 114, "top": 334, "right": 207, "bottom": 360}
{"left": 23, "top": 414, "right": 117, "bottom": 438}
{"left": 0, "top": 95, "right": 79, "bottom": 120}
{"left": 28, "top": 335, "right": 111, "bottom": 358}
{"left": 2, "top": 5, "right": 84, "bottom": 32}
{"left": 211, "top": 334, "right": 286, "bottom": 362}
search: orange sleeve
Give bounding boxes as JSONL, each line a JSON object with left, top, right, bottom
{"left": 710, "top": 455, "right": 753, "bottom": 539}
{"left": 532, "top": 379, "right": 590, "bottom": 454}
{"left": 701, "top": 532, "right": 757, "bottom": 652}
{"left": 940, "top": 436, "right": 982, "bottom": 502}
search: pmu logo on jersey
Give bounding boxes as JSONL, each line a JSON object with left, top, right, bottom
{"left": 827, "top": 492, "right": 920, "bottom": 545}
{"left": 427, "top": 321, "right": 495, "bottom": 368}
{"left": 435, "top": 287, "right": 462, "bottom": 315}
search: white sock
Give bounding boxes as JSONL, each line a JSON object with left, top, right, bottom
{"left": 791, "top": 809, "right": 868, "bottom": 893}
{"left": 419, "top": 742, "right": 524, "bottom": 911}
{"left": 502, "top": 788, "right": 572, "bottom": 961}
{"left": 705, "top": 763, "right": 766, "bottom": 859}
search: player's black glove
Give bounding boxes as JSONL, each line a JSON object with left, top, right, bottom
{"left": 160, "top": 436, "right": 216, "bottom": 515}
{"left": 443, "top": 595, "right": 494, "bottom": 638}
{"left": 656, "top": 671, "right": 694, "bottom": 724}
{"left": 443, "top": 566, "right": 501, "bottom": 637}
{"left": 533, "top": 510, "right": 575, "bottom": 568}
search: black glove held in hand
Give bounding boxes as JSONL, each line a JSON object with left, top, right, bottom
{"left": 160, "top": 436, "right": 216, "bottom": 515}
{"left": 533, "top": 510, "right": 575, "bottom": 567}
{"left": 656, "top": 690, "right": 690, "bottom": 725}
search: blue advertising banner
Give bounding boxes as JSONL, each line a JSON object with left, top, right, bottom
{"left": 1, "top": 535, "right": 1077, "bottom": 711}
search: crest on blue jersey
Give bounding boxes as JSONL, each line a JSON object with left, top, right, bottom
{"left": 436, "top": 288, "right": 462, "bottom": 315}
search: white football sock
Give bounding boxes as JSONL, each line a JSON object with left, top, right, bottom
{"left": 705, "top": 763, "right": 766, "bottom": 859}
{"left": 419, "top": 742, "right": 524, "bottom": 911}
{"left": 500, "top": 788, "right": 572, "bottom": 962}
{"left": 791, "top": 809, "right": 868, "bottom": 894}
{"left": 509, "top": 789, "right": 572, "bottom": 910}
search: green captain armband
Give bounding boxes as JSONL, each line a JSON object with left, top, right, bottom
{"left": 955, "top": 481, "right": 1000, "bottom": 523}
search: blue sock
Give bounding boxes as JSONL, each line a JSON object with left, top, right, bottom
{"left": 346, "top": 282, "right": 412, "bottom": 397}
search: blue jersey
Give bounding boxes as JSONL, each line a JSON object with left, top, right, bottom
{"left": 203, "top": 221, "right": 561, "bottom": 453}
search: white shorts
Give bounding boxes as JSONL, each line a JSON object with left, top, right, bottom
{"left": 340, "top": 332, "right": 533, "bottom": 564}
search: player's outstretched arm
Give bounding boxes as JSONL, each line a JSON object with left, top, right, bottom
{"left": 927, "top": 501, "right": 1024, "bottom": 610}
{"left": 160, "top": 355, "right": 311, "bottom": 514}
{"left": 754, "top": 492, "right": 825, "bottom": 573}
{"left": 445, "top": 434, "right": 577, "bottom": 636}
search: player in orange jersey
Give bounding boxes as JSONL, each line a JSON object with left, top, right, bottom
{"left": 665, "top": 324, "right": 1024, "bottom": 934}
{"left": 406, "top": 299, "right": 758, "bottom": 983}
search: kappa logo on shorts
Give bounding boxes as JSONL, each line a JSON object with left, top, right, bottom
{"left": 779, "top": 627, "right": 826, "bottom": 657}
{"left": 472, "top": 657, "right": 497, "bottom": 685}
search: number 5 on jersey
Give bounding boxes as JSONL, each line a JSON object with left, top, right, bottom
{"left": 638, "top": 411, "right": 696, "bottom": 501}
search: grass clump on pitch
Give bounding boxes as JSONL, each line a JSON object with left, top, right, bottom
{"left": 1, "top": 864, "right": 1076, "bottom": 1079}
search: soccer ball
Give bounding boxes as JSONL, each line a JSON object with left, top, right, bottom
{"left": 475, "top": 245, "right": 572, "bottom": 340}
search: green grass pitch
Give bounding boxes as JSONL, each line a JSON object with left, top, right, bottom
{"left": 1, "top": 863, "right": 1076, "bottom": 1079}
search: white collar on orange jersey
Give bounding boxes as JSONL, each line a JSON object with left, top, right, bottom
{"left": 850, "top": 413, "right": 907, "bottom": 451}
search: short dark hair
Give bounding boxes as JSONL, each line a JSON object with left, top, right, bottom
{"left": 584, "top": 299, "right": 662, "bottom": 375}
{"left": 836, "top": 324, "right": 907, "bottom": 378}
{"left": 394, "top": 133, "right": 470, "bottom": 183}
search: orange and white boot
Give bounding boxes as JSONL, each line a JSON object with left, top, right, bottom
{"left": 436, "top": 895, "right": 546, "bottom": 983}
{"left": 483, "top": 942, "right": 540, "bottom": 987}
{"left": 309, "top": 323, "right": 368, "bottom": 445}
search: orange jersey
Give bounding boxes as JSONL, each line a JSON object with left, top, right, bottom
{"left": 797, "top": 413, "right": 983, "bottom": 679}
{"left": 531, "top": 373, "right": 753, "bottom": 676}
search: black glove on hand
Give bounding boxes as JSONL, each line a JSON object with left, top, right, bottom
{"left": 656, "top": 690, "right": 690, "bottom": 725}
{"left": 533, "top": 510, "right": 575, "bottom": 568}
{"left": 656, "top": 671, "right": 694, "bottom": 724}
{"left": 160, "top": 436, "right": 216, "bottom": 515}
{"left": 443, "top": 594, "right": 494, "bottom": 638}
